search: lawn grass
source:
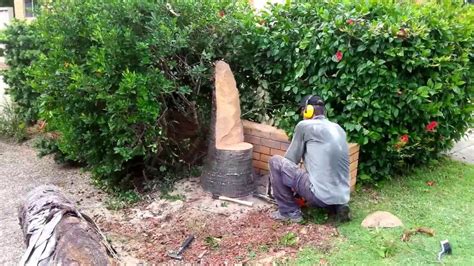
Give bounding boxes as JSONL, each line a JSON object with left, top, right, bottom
{"left": 296, "top": 159, "right": 474, "bottom": 265}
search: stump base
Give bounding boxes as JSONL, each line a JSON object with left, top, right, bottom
{"left": 201, "top": 142, "right": 255, "bottom": 198}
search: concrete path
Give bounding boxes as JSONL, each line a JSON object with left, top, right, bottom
{"left": 448, "top": 129, "right": 474, "bottom": 164}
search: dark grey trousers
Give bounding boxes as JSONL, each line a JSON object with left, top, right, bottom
{"left": 268, "top": 155, "right": 327, "bottom": 214}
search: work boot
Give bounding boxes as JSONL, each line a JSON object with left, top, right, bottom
{"left": 335, "top": 204, "right": 351, "bottom": 223}
{"left": 270, "top": 210, "right": 303, "bottom": 223}
{"left": 327, "top": 204, "right": 351, "bottom": 223}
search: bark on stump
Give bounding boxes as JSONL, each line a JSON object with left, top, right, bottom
{"left": 201, "top": 61, "right": 255, "bottom": 197}
{"left": 18, "top": 185, "right": 117, "bottom": 265}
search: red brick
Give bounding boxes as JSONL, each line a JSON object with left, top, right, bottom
{"left": 349, "top": 143, "right": 359, "bottom": 155}
{"left": 249, "top": 129, "right": 271, "bottom": 138}
{"left": 270, "top": 131, "right": 290, "bottom": 142}
{"left": 350, "top": 169, "right": 357, "bottom": 192}
{"left": 244, "top": 135, "right": 262, "bottom": 145}
{"left": 254, "top": 145, "right": 270, "bottom": 155}
{"left": 350, "top": 152, "right": 359, "bottom": 163}
{"left": 261, "top": 138, "right": 281, "bottom": 149}
{"left": 260, "top": 154, "right": 271, "bottom": 163}
{"left": 243, "top": 120, "right": 276, "bottom": 132}
{"left": 350, "top": 168, "right": 358, "bottom": 180}
{"left": 350, "top": 161, "right": 358, "bottom": 172}
{"left": 349, "top": 178, "right": 357, "bottom": 187}
{"left": 242, "top": 121, "right": 273, "bottom": 138}
{"left": 280, "top": 141, "right": 290, "bottom": 151}
{"left": 252, "top": 152, "right": 260, "bottom": 160}
{"left": 253, "top": 160, "right": 269, "bottom": 171}
{"left": 270, "top": 148, "right": 286, "bottom": 156}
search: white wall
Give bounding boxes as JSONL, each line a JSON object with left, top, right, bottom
{"left": 0, "top": 7, "right": 14, "bottom": 31}
{"left": 0, "top": 75, "right": 9, "bottom": 108}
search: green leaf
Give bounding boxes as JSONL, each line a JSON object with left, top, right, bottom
{"left": 357, "top": 45, "right": 367, "bottom": 52}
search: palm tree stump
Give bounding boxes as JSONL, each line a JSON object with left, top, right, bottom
{"left": 201, "top": 61, "right": 255, "bottom": 198}
{"left": 18, "top": 185, "right": 117, "bottom": 265}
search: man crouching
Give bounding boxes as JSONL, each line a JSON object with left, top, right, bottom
{"left": 269, "top": 95, "right": 351, "bottom": 223}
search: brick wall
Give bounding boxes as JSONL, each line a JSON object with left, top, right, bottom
{"left": 243, "top": 120, "right": 360, "bottom": 192}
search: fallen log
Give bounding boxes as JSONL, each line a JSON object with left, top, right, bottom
{"left": 201, "top": 61, "right": 255, "bottom": 197}
{"left": 18, "top": 185, "right": 118, "bottom": 265}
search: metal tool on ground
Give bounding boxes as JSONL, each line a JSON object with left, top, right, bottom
{"left": 211, "top": 194, "right": 254, "bottom": 207}
{"left": 253, "top": 192, "right": 277, "bottom": 205}
{"left": 437, "top": 239, "right": 452, "bottom": 262}
{"left": 168, "top": 235, "right": 195, "bottom": 260}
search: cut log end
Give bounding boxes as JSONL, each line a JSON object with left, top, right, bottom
{"left": 216, "top": 142, "right": 253, "bottom": 151}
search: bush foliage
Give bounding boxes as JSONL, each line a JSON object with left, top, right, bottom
{"left": 2, "top": 0, "right": 473, "bottom": 186}
{"left": 228, "top": 1, "right": 474, "bottom": 181}
{"left": 26, "top": 0, "right": 241, "bottom": 188}
{"left": 1, "top": 21, "right": 42, "bottom": 123}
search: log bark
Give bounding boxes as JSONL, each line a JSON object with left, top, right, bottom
{"left": 18, "top": 185, "right": 118, "bottom": 266}
{"left": 201, "top": 61, "right": 255, "bottom": 198}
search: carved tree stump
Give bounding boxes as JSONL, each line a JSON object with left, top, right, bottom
{"left": 18, "top": 185, "right": 117, "bottom": 265}
{"left": 201, "top": 61, "right": 255, "bottom": 197}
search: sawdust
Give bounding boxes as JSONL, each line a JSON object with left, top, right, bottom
{"left": 98, "top": 177, "right": 339, "bottom": 264}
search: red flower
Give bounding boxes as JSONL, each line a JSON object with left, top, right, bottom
{"left": 335, "top": 50, "right": 343, "bottom": 62}
{"left": 426, "top": 180, "right": 435, "bottom": 186}
{"left": 400, "top": 134, "right": 409, "bottom": 143}
{"left": 426, "top": 121, "right": 438, "bottom": 132}
{"left": 397, "top": 28, "right": 407, "bottom": 38}
{"left": 218, "top": 10, "right": 225, "bottom": 18}
{"left": 346, "top": 19, "right": 354, "bottom": 25}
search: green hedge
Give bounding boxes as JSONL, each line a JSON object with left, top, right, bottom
{"left": 1, "top": 21, "right": 42, "bottom": 123}
{"left": 3, "top": 0, "right": 473, "bottom": 187}
{"left": 226, "top": 1, "right": 474, "bottom": 181}
{"left": 26, "top": 0, "right": 242, "bottom": 188}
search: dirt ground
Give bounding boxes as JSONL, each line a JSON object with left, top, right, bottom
{"left": 98, "top": 177, "right": 339, "bottom": 264}
{"left": 0, "top": 139, "right": 338, "bottom": 264}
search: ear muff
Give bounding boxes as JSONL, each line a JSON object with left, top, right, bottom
{"left": 303, "top": 105, "right": 314, "bottom": 119}
{"left": 303, "top": 95, "right": 314, "bottom": 119}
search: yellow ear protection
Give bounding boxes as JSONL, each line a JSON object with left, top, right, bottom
{"left": 303, "top": 95, "right": 315, "bottom": 119}
{"left": 303, "top": 95, "right": 325, "bottom": 119}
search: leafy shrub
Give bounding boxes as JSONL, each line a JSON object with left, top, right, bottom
{"left": 226, "top": 1, "right": 474, "bottom": 181}
{"left": 1, "top": 21, "right": 42, "bottom": 123}
{"left": 34, "top": 136, "right": 72, "bottom": 164}
{"left": 105, "top": 190, "right": 141, "bottom": 211}
{"left": 28, "top": 0, "right": 244, "bottom": 188}
{"left": 7, "top": 0, "right": 472, "bottom": 187}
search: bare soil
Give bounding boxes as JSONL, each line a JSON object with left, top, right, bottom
{"left": 0, "top": 138, "right": 338, "bottom": 265}
{"left": 98, "top": 177, "right": 339, "bottom": 264}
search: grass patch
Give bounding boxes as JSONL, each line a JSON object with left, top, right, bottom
{"left": 280, "top": 232, "right": 298, "bottom": 247}
{"left": 0, "top": 101, "right": 28, "bottom": 142}
{"left": 160, "top": 193, "right": 186, "bottom": 201}
{"left": 296, "top": 159, "right": 474, "bottom": 265}
{"left": 105, "top": 190, "right": 142, "bottom": 210}
{"left": 204, "top": 236, "right": 221, "bottom": 250}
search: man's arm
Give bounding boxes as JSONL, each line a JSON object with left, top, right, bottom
{"left": 284, "top": 122, "right": 305, "bottom": 164}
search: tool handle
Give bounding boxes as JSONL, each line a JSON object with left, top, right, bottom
{"left": 219, "top": 196, "right": 254, "bottom": 207}
{"left": 177, "top": 235, "right": 194, "bottom": 254}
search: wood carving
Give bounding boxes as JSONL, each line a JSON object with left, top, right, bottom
{"left": 201, "top": 61, "right": 255, "bottom": 197}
